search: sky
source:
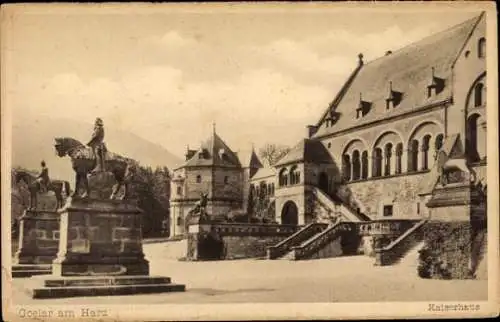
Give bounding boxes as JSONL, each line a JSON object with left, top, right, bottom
{"left": 3, "top": 4, "right": 481, "bottom": 159}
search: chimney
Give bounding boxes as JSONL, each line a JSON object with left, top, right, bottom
{"left": 358, "top": 53, "right": 364, "bottom": 66}
{"left": 306, "top": 125, "right": 318, "bottom": 138}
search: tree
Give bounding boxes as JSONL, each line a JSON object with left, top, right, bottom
{"left": 259, "top": 143, "right": 291, "bottom": 166}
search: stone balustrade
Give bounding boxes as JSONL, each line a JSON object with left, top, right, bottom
{"left": 359, "top": 219, "right": 418, "bottom": 237}
{"left": 193, "top": 222, "right": 301, "bottom": 237}
{"left": 290, "top": 222, "right": 357, "bottom": 260}
{"left": 267, "top": 223, "right": 327, "bottom": 259}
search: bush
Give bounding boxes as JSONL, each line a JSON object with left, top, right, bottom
{"left": 419, "top": 222, "right": 472, "bottom": 279}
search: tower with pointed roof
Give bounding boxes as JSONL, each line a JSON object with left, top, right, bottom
{"left": 170, "top": 129, "right": 265, "bottom": 237}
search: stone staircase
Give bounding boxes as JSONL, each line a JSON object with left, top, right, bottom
{"left": 373, "top": 219, "right": 428, "bottom": 266}
{"left": 266, "top": 223, "right": 327, "bottom": 259}
{"left": 286, "top": 222, "right": 358, "bottom": 260}
{"left": 311, "top": 186, "right": 370, "bottom": 222}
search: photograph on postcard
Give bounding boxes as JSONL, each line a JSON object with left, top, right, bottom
{"left": 1, "top": 2, "right": 498, "bottom": 320}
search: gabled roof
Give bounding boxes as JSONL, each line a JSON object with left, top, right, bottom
{"left": 237, "top": 148, "right": 263, "bottom": 169}
{"left": 182, "top": 132, "right": 241, "bottom": 168}
{"left": 251, "top": 167, "right": 276, "bottom": 181}
{"left": 275, "top": 139, "right": 333, "bottom": 167}
{"left": 312, "top": 14, "right": 483, "bottom": 139}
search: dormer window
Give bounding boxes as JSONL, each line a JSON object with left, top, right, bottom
{"left": 478, "top": 37, "right": 486, "bottom": 58}
{"left": 427, "top": 67, "right": 445, "bottom": 97}
{"left": 385, "top": 81, "right": 403, "bottom": 109}
{"left": 356, "top": 94, "right": 371, "bottom": 119}
{"left": 324, "top": 111, "right": 339, "bottom": 127}
{"left": 218, "top": 148, "right": 227, "bottom": 161}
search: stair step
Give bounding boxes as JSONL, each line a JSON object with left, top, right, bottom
{"left": 43, "top": 276, "right": 172, "bottom": 287}
{"left": 12, "top": 270, "right": 52, "bottom": 278}
{"left": 12, "top": 264, "right": 52, "bottom": 271}
{"left": 33, "top": 283, "right": 186, "bottom": 299}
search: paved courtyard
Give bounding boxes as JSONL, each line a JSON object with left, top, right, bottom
{"left": 11, "top": 240, "right": 488, "bottom": 304}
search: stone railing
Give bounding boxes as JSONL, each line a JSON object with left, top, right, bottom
{"left": 374, "top": 219, "right": 428, "bottom": 266}
{"left": 267, "top": 223, "right": 327, "bottom": 259}
{"left": 359, "top": 219, "right": 418, "bottom": 238}
{"left": 289, "top": 222, "right": 357, "bottom": 260}
{"left": 206, "top": 223, "right": 301, "bottom": 237}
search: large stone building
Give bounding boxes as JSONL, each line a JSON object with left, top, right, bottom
{"left": 171, "top": 13, "right": 487, "bottom": 237}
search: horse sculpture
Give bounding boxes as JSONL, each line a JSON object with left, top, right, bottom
{"left": 54, "top": 137, "right": 137, "bottom": 199}
{"left": 14, "top": 170, "right": 70, "bottom": 210}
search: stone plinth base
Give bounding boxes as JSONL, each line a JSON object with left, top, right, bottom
{"left": 31, "top": 275, "right": 186, "bottom": 299}
{"left": 53, "top": 197, "right": 149, "bottom": 276}
{"left": 13, "top": 210, "right": 60, "bottom": 265}
{"left": 11, "top": 264, "right": 52, "bottom": 278}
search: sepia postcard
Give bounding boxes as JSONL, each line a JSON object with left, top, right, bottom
{"left": 1, "top": 2, "right": 499, "bottom": 321}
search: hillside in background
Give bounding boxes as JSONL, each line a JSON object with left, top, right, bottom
{"left": 11, "top": 114, "right": 182, "bottom": 185}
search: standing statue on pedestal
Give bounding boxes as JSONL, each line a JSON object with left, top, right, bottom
{"left": 35, "top": 160, "right": 50, "bottom": 193}
{"left": 87, "top": 117, "right": 106, "bottom": 173}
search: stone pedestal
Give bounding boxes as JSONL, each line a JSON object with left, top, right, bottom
{"left": 12, "top": 210, "right": 60, "bottom": 278}
{"left": 52, "top": 197, "right": 148, "bottom": 276}
{"left": 31, "top": 197, "right": 186, "bottom": 298}
{"left": 423, "top": 176, "right": 486, "bottom": 279}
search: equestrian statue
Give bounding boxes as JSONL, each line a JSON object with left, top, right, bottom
{"left": 14, "top": 163, "right": 70, "bottom": 210}
{"left": 54, "top": 117, "right": 137, "bottom": 200}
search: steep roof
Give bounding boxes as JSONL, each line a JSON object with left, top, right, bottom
{"left": 275, "top": 139, "right": 333, "bottom": 167}
{"left": 236, "top": 148, "right": 263, "bottom": 169}
{"left": 182, "top": 132, "right": 241, "bottom": 168}
{"left": 312, "top": 14, "right": 482, "bottom": 139}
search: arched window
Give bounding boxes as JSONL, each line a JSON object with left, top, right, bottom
{"left": 196, "top": 175, "right": 202, "bottom": 183}
{"left": 352, "top": 150, "right": 361, "bottom": 180}
{"left": 372, "top": 148, "right": 382, "bottom": 177}
{"left": 176, "top": 216, "right": 182, "bottom": 226}
{"left": 421, "top": 135, "right": 431, "bottom": 170}
{"left": 361, "top": 151, "right": 368, "bottom": 179}
{"left": 224, "top": 176, "right": 229, "bottom": 184}
{"left": 289, "top": 166, "right": 300, "bottom": 185}
{"left": 478, "top": 37, "right": 486, "bottom": 58}
{"left": 474, "top": 83, "right": 484, "bottom": 107}
{"left": 395, "top": 143, "right": 403, "bottom": 174}
{"left": 279, "top": 168, "right": 288, "bottom": 186}
{"left": 408, "top": 140, "right": 419, "bottom": 172}
{"left": 261, "top": 182, "right": 267, "bottom": 196}
{"left": 384, "top": 143, "right": 393, "bottom": 176}
{"left": 342, "top": 154, "right": 351, "bottom": 181}
{"left": 177, "top": 186, "right": 182, "bottom": 195}
{"left": 467, "top": 114, "right": 480, "bottom": 162}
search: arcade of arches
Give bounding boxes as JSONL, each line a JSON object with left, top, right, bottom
{"left": 341, "top": 124, "right": 446, "bottom": 182}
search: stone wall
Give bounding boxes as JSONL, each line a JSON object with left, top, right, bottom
{"left": 212, "top": 168, "right": 243, "bottom": 201}
{"left": 183, "top": 167, "right": 213, "bottom": 199}
{"left": 346, "top": 172, "right": 430, "bottom": 219}
{"left": 186, "top": 223, "right": 299, "bottom": 260}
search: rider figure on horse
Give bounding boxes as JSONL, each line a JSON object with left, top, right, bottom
{"left": 36, "top": 160, "right": 50, "bottom": 193}
{"left": 87, "top": 117, "right": 106, "bottom": 173}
